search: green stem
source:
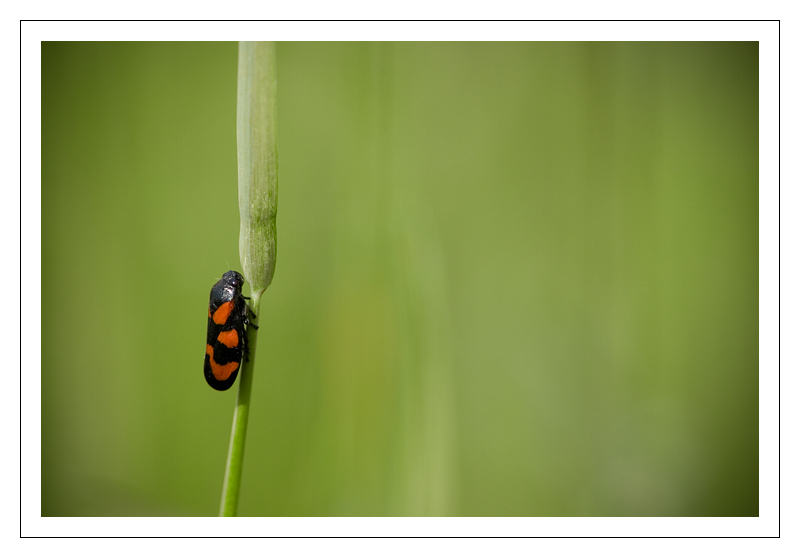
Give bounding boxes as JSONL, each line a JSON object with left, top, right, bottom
{"left": 237, "top": 41, "right": 278, "bottom": 294}
{"left": 219, "top": 40, "right": 277, "bottom": 518}
{"left": 219, "top": 291, "right": 262, "bottom": 516}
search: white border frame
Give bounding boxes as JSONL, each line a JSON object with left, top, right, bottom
{"left": 19, "top": 20, "right": 779, "bottom": 539}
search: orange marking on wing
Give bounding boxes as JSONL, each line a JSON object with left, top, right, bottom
{"left": 217, "top": 329, "right": 239, "bottom": 349}
{"left": 206, "top": 344, "right": 239, "bottom": 381}
{"left": 212, "top": 301, "right": 234, "bottom": 325}
{"left": 208, "top": 308, "right": 212, "bottom": 318}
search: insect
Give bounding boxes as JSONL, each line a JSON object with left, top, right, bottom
{"left": 204, "top": 270, "right": 257, "bottom": 391}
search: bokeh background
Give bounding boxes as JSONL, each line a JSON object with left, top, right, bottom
{"left": 41, "top": 41, "right": 758, "bottom": 517}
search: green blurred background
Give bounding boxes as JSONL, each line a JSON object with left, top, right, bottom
{"left": 41, "top": 41, "right": 758, "bottom": 517}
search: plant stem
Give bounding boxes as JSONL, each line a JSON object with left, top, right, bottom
{"left": 217, "top": 40, "right": 277, "bottom": 517}
{"left": 237, "top": 41, "right": 278, "bottom": 295}
{"left": 219, "top": 290, "right": 262, "bottom": 516}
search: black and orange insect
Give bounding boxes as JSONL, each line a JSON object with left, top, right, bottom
{"left": 204, "top": 270, "right": 257, "bottom": 391}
